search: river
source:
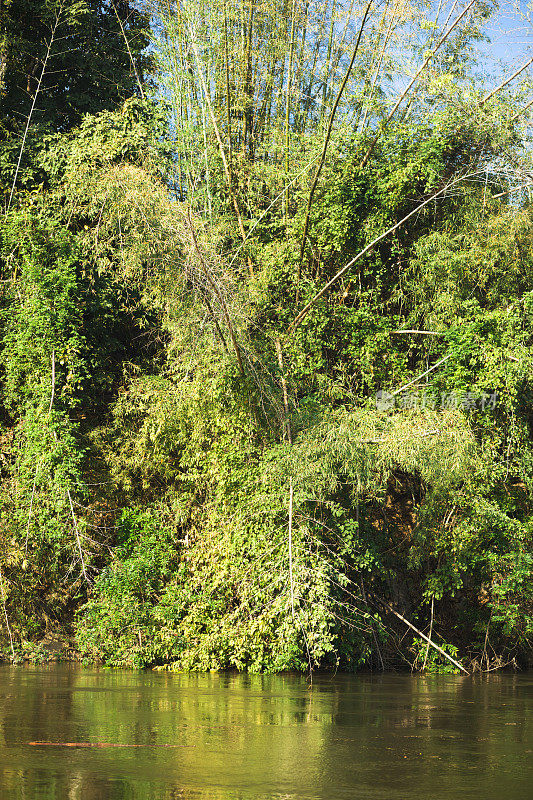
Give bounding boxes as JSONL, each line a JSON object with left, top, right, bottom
{"left": 0, "top": 666, "right": 531, "bottom": 799}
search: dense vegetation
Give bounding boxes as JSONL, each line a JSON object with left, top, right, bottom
{"left": 1, "top": 0, "right": 533, "bottom": 673}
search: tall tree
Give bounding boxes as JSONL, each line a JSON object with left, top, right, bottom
{"left": 0, "top": 0, "right": 150, "bottom": 134}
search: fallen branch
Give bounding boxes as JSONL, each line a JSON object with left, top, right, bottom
{"left": 28, "top": 741, "right": 184, "bottom": 748}
{"left": 379, "top": 599, "right": 469, "bottom": 674}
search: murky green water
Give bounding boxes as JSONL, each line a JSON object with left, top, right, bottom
{"left": 0, "top": 667, "right": 532, "bottom": 800}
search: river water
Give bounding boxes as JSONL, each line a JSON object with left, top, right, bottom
{"left": 0, "top": 666, "right": 531, "bottom": 800}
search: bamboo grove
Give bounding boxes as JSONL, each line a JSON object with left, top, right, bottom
{"left": 150, "top": 0, "right": 496, "bottom": 211}
{"left": 0, "top": 0, "right": 533, "bottom": 672}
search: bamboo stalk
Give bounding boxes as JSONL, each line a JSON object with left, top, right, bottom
{"left": 242, "top": 0, "right": 255, "bottom": 155}
{"left": 288, "top": 476, "right": 295, "bottom": 618}
{"left": 67, "top": 488, "right": 89, "bottom": 584}
{"left": 110, "top": 0, "right": 145, "bottom": 99}
{"left": 284, "top": 0, "right": 298, "bottom": 221}
{"left": 321, "top": 0, "right": 336, "bottom": 125}
{"left": 187, "top": 208, "right": 245, "bottom": 378}
{"left": 300, "top": 1, "right": 326, "bottom": 134}
{"left": 203, "top": 294, "right": 229, "bottom": 353}
{"left": 480, "top": 56, "right": 533, "bottom": 107}
{"left": 228, "top": 155, "right": 319, "bottom": 268}
{"left": 422, "top": 595, "right": 434, "bottom": 670}
{"left": 44, "top": 349, "right": 90, "bottom": 583}
{"left": 6, "top": 2, "right": 64, "bottom": 214}
{"left": 359, "top": 0, "right": 478, "bottom": 169}
{"left": 275, "top": 336, "right": 292, "bottom": 444}
{"left": 298, "top": 0, "right": 373, "bottom": 275}
{"left": 511, "top": 96, "right": 533, "bottom": 121}
{"left": 23, "top": 348, "right": 56, "bottom": 549}
{"left": 0, "top": 565, "right": 15, "bottom": 660}
{"left": 200, "top": 100, "right": 213, "bottom": 220}
{"left": 224, "top": 2, "right": 233, "bottom": 172}
{"left": 330, "top": 0, "right": 359, "bottom": 83}
{"left": 293, "top": 0, "right": 310, "bottom": 131}
{"left": 288, "top": 172, "right": 477, "bottom": 335}
{"left": 359, "top": 0, "right": 398, "bottom": 132}
{"left": 187, "top": 18, "right": 253, "bottom": 274}
{"left": 392, "top": 329, "right": 442, "bottom": 335}
{"left": 389, "top": 355, "right": 452, "bottom": 397}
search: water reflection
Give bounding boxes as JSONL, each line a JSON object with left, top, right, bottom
{"left": 0, "top": 667, "right": 531, "bottom": 799}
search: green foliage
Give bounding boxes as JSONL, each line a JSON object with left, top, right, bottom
{"left": 0, "top": 214, "right": 86, "bottom": 411}
{"left": 1, "top": 7, "right": 533, "bottom": 674}
{"left": 76, "top": 509, "right": 177, "bottom": 668}
{"left": 411, "top": 637, "right": 462, "bottom": 674}
{"left": 0, "top": 99, "right": 172, "bottom": 645}
{"left": 40, "top": 98, "right": 171, "bottom": 183}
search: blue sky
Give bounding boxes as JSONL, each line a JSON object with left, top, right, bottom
{"left": 476, "top": 1, "right": 533, "bottom": 74}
